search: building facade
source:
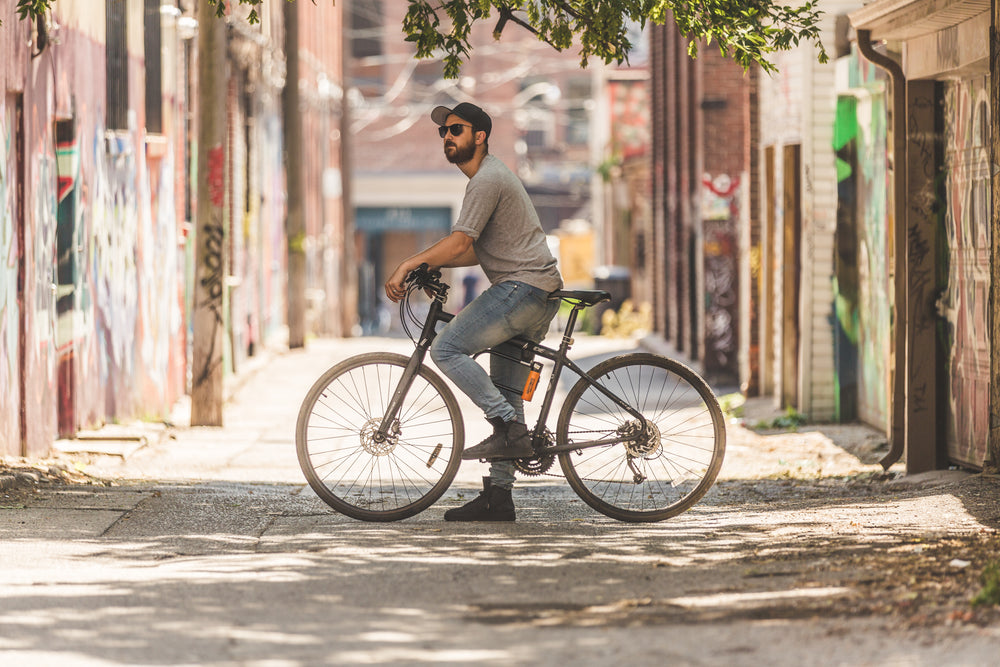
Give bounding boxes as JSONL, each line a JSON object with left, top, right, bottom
{"left": 0, "top": 0, "right": 346, "bottom": 457}
{"left": 648, "top": 21, "right": 748, "bottom": 387}
{"left": 346, "top": 1, "right": 599, "bottom": 331}
{"left": 851, "top": 0, "right": 998, "bottom": 471}
{"left": 751, "top": 2, "right": 876, "bottom": 423}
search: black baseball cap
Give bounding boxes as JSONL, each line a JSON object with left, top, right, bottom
{"left": 431, "top": 102, "right": 492, "bottom": 138}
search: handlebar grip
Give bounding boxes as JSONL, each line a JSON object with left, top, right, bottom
{"left": 406, "top": 263, "right": 430, "bottom": 283}
{"left": 406, "top": 263, "right": 443, "bottom": 285}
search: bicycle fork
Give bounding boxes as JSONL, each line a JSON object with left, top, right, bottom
{"left": 374, "top": 298, "right": 446, "bottom": 449}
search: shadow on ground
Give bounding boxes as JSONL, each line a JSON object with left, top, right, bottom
{"left": 3, "top": 471, "right": 998, "bottom": 666}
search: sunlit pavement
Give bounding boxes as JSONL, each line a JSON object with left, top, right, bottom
{"left": 2, "top": 334, "right": 999, "bottom": 665}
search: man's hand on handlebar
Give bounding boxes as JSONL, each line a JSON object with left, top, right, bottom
{"left": 386, "top": 263, "right": 439, "bottom": 303}
{"left": 384, "top": 263, "right": 412, "bottom": 303}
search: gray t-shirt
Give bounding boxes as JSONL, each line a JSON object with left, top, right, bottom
{"left": 452, "top": 154, "right": 563, "bottom": 292}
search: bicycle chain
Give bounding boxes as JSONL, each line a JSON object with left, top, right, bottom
{"left": 515, "top": 427, "right": 635, "bottom": 482}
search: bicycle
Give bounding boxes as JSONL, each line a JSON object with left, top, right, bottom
{"left": 296, "top": 264, "right": 726, "bottom": 523}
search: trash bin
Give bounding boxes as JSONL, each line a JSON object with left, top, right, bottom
{"left": 591, "top": 265, "right": 631, "bottom": 334}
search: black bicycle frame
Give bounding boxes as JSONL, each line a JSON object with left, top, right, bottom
{"left": 376, "top": 292, "right": 648, "bottom": 452}
{"left": 374, "top": 294, "right": 447, "bottom": 441}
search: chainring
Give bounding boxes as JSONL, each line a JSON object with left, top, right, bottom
{"left": 514, "top": 454, "right": 556, "bottom": 476}
{"left": 514, "top": 428, "right": 556, "bottom": 476}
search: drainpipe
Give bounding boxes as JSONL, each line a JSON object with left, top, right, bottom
{"left": 856, "top": 30, "right": 906, "bottom": 470}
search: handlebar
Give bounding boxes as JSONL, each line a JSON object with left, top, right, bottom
{"left": 405, "top": 263, "right": 450, "bottom": 301}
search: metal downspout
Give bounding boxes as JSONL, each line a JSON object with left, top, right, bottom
{"left": 856, "top": 30, "right": 906, "bottom": 470}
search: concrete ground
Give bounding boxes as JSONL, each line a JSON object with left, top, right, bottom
{"left": 1, "top": 334, "right": 998, "bottom": 666}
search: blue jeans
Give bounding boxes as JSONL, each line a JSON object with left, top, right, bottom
{"left": 430, "top": 281, "right": 559, "bottom": 489}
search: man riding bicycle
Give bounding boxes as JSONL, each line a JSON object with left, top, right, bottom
{"left": 384, "top": 102, "right": 563, "bottom": 522}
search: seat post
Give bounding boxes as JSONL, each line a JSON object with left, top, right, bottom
{"left": 559, "top": 304, "right": 583, "bottom": 353}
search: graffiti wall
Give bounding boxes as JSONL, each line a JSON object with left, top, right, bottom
{"left": 941, "top": 76, "right": 991, "bottom": 467}
{"left": 701, "top": 174, "right": 740, "bottom": 382}
{"left": 257, "top": 108, "right": 287, "bottom": 343}
{"left": 0, "top": 100, "right": 20, "bottom": 455}
{"left": 23, "top": 64, "right": 60, "bottom": 456}
{"left": 5, "top": 22, "right": 191, "bottom": 442}
{"left": 55, "top": 119, "right": 82, "bottom": 436}
{"left": 230, "top": 91, "right": 249, "bottom": 373}
{"left": 833, "top": 95, "right": 860, "bottom": 422}
{"left": 833, "top": 52, "right": 890, "bottom": 429}
{"left": 137, "top": 142, "right": 185, "bottom": 414}
{"left": 854, "top": 88, "right": 890, "bottom": 429}
{"left": 1, "top": 3, "right": 294, "bottom": 456}
{"left": 94, "top": 132, "right": 141, "bottom": 415}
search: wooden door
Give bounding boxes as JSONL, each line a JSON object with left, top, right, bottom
{"left": 780, "top": 144, "right": 801, "bottom": 409}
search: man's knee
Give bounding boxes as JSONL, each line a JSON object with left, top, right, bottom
{"left": 429, "top": 334, "right": 461, "bottom": 366}
{"left": 429, "top": 336, "right": 446, "bottom": 366}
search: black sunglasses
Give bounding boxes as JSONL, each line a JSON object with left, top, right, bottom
{"left": 438, "top": 123, "right": 474, "bottom": 138}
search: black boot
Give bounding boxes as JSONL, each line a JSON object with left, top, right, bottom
{"left": 444, "top": 477, "right": 515, "bottom": 521}
{"left": 461, "top": 417, "right": 534, "bottom": 460}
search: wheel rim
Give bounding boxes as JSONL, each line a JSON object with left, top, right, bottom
{"left": 299, "top": 357, "right": 461, "bottom": 517}
{"left": 560, "top": 357, "right": 724, "bottom": 519}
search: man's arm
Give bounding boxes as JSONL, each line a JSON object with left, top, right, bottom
{"left": 440, "top": 242, "right": 478, "bottom": 268}
{"left": 384, "top": 231, "right": 476, "bottom": 302}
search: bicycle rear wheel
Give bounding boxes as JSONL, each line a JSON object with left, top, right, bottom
{"left": 557, "top": 353, "right": 725, "bottom": 522}
{"left": 296, "top": 352, "right": 464, "bottom": 521}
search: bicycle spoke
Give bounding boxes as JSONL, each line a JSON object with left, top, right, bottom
{"left": 297, "top": 353, "right": 463, "bottom": 521}
{"left": 558, "top": 353, "right": 725, "bottom": 522}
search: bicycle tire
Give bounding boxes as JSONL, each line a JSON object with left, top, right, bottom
{"left": 556, "top": 353, "right": 726, "bottom": 522}
{"left": 296, "top": 352, "right": 464, "bottom": 521}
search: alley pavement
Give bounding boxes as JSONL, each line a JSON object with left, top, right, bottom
{"left": 2, "top": 334, "right": 1000, "bottom": 666}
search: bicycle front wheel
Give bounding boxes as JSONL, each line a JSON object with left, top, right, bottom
{"left": 557, "top": 353, "right": 725, "bottom": 522}
{"left": 296, "top": 352, "right": 464, "bottom": 521}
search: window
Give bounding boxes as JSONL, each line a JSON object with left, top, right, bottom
{"left": 524, "top": 128, "right": 547, "bottom": 148}
{"left": 350, "top": 0, "right": 383, "bottom": 59}
{"left": 566, "top": 107, "right": 589, "bottom": 146}
{"left": 106, "top": 0, "right": 128, "bottom": 131}
{"left": 144, "top": 0, "right": 163, "bottom": 133}
{"left": 565, "top": 77, "right": 591, "bottom": 146}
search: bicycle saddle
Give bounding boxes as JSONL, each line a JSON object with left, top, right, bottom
{"left": 550, "top": 289, "right": 611, "bottom": 305}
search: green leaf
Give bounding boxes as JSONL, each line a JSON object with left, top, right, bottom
{"left": 6, "top": 0, "right": 827, "bottom": 77}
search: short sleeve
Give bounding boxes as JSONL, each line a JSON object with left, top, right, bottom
{"left": 453, "top": 174, "right": 500, "bottom": 240}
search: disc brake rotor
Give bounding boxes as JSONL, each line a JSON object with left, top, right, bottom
{"left": 623, "top": 420, "right": 662, "bottom": 459}
{"left": 360, "top": 418, "right": 398, "bottom": 456}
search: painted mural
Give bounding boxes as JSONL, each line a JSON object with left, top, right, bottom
{"left": 833, "top": 52, "right": 890, "bottom": 430}
{"left": 259, "top": 111, "right": 287, "bottom": 342}
{"left": 609, "top": 79, "right": 651, "bottom": 161}
{"left": 0, "top": 3, "right": 309, "bottom": 457}
{"left": 24, "top": 119, "right": 59, "bottom": 455}
{"left": 55, "top": 119, "right": 82, "bottom": 436}
{"left": 70, "top": 113, "right": 102, "bottom": 432}
{"left": 854, "top": 88, "right": 890, "bottom": 430}
{"left": 941, "top": 76, "right": 991, "bottom": 467}
{"left": 702, "top": 173, "right": 740, "bottom": 380}
{"left": 229, "top": 103, "right": 249, "bottom": 372}
{"left": 93, "top": 130, "right": 140, "bottom": 415}
{"left": 833, "top": 95, "right": 860, "bottom": 422}
{"left": 138, "top": 144, "right": 183, "bottom": 412}
{"left": 0, "top": 102, "right": 20, "bottom": 455}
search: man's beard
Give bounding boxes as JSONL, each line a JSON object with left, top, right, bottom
{"left": 445, "top": 141, "right": 476, "bottom": 164}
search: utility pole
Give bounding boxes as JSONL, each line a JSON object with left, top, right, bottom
{"left": 340, "top": 24, "right": 357, "bottom": 338}
{"left": 283, "top": 1, "right": 306, "bottom": 348}
{"left": 989, "top": 7, "right": 1000, "bottom": 473}
{"left": 190, "top": 1, "right": 228, "bottom": 426}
